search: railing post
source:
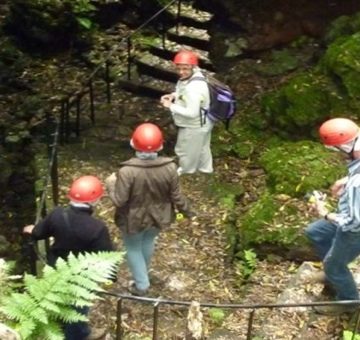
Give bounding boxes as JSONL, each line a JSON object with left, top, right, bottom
{"left": 116, "top": 299, "right": 123, "bottom": 340}
{"left": 89, "top": 80, "right": 95, "bottom": 124}
{"left": 60, "top": 100, "right": 65, "bottom": 145}
{"left": 105, "top": 60, "right": 111, "bottom": 104}
{"left": 65, "top": 99, "right": 70, "bottom": 142}
{"left": 127, "top": 37, "right": 132, "bottom": 81}
{"left": 159, "top": 22, "right": 166, "bottom": 49}
{"left": 175, "top": 0, "right": 182, "bottom": 34}
{"left": 152, "top": 301, "right": 160, "bottom": 340}
{"left": 246, "top": 309, "right": 255, "bottom": 340}
{"left": 76, "top": 94, "right": 81, "bottom": 137}
{"left": 51, "top": 145, "right": 59, "bottom": 206}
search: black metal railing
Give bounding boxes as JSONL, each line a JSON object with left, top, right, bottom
{"left": 103, "top": 292, "right": 360, "bottom": 340}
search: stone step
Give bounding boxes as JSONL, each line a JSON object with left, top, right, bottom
{"left": 166, "top": 31, "right": 211, "bottom": 51}
{"left": 252, "top": 261, "right": 360, "bottom": 339}
{"left": 134, "top": 58, "right": 178, "bottom": 83}
{"left": 117, "top": 77, "right": 173, "bottom": 99}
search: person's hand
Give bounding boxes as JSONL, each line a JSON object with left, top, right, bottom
{"left": 160, "top": 97, "right": 173, "bottom": 108}
{"left": 105, "top": 173, "right": 117, "bottom": 190}
{"left": 160, "top": 93, "right": 175, "bottom": 102}
{"left": 309, "top": 200, "right": 328, "bottom": 218}
{"left": 23, "top": 224, "right": 35, "bottom": 234}
{"left": 331, "top": 177, "right": 348, "bottom": 197}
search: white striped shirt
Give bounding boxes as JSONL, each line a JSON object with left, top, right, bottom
{"left": 333, "top": 159, "right": 360, "bottom": 232}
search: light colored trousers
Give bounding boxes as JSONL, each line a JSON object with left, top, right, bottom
{"left": 122, "top": 227, "right": 160, "bottom": 291}
{"left": 175, "top": 122, "right": 214, "bottom": 175}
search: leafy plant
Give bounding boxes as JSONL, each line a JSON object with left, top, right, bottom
{"left": 235, "top": 249, "right": 258, "bottom": 281}
{"left": 208, "top": 308, "right": 226, "bottom": 326}
{"left": 0, "top": 252, "right": 122, "bottom": 340}
{"left": 343, "top": 330, "right": 360, "bottom": 340}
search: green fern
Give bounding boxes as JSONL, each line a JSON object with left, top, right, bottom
{"left": 0, "top": 251, "right": 122, "bottom": 339}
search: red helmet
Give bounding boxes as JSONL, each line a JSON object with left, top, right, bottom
{"left": 131, "top": 123, "right": 163, "bottom": 152}
{"left": 173, "top": 50, "right": 198, "bottom": 65}
{"left": 68, "top": 176, "right": 104, "bottom": 203}
{"left": 319, "top": 118, "right": 359, "bottom": 146}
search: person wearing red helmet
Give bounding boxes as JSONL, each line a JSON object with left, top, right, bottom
{"left": 106, "top": 123, "right": 193, "bottom": 295}
{"left": 160, "top": 49, "right": 213, "bottom": 175}
{"left": 306, "top": 118, "right": 360, "bottom": 315}
{"left": 23, "top": 175, "right": 114, "bottom": 339}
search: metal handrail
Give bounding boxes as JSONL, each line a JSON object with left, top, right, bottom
{"left": 103, "top": 291, "right": 360, "bottom": 340}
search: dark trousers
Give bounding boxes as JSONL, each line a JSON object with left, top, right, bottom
{"left": 63, "top": 306, "right": 90, "bottom": 340}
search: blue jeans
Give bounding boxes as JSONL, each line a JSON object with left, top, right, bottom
{"left": 306, "top": 219, "right": 360, "bottom": 300}
{"left": 122, "top": 227, "right": 160, "bottom": 291}
{"left": 63, "top": 306, "right": 90, "bottom": 340}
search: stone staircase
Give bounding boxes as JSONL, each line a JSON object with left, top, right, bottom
{"left": 117, "top": 2, "right": 214, "bottom": 99}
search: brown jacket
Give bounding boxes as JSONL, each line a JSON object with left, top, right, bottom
{"left": 107, "top": 157, "right": 192, "bottom": 234}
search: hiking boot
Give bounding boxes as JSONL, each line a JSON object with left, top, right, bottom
{"left": 321, "top": 283, "right": 337, "bottom": 298}
{"left": 314, "top": 304, "right": 359, "bottom": 315}
{"left": 128, "top": 283, "right": 148, "bottom": 296}
{"left": 86, "top": 327, "right": 107, "bottom": 340}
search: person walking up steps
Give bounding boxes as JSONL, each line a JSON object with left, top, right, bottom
{"left": 105, "top": 123, "right": 194, "bottom": 295}
{"left": 306, "top": 118, "right": 360, "bottom": 315}
{"left": 160, "top": 49, "right": 213, "bottom": 175}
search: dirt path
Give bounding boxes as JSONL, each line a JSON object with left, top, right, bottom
{"left": 51, "top": 92, "right": 301, "bottom": 339}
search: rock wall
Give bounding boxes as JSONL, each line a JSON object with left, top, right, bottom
{"left": 194, "top": 0, "right": 360, "bottom": 69}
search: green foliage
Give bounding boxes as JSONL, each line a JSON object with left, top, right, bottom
{"left": 325, "top": 12, "right": 360, "bottom": 44}
{"left": 343, "top": 330, "right": 360, "bottom": 340}
{"left": 259, "top": 140, "right": 346, "bottom": 196}
{"left": 208, "top": 308, "right": 226, "bottom": 326}
{"left": 6, "top": 0, "right": 98, "bottom": 50}
{"left": 235, "top": 249, "right": 258, "bottom": 281}
{"left": 0, "top": 252, "right": 122, "bottom": 340}
{"left": 261, "top": 72, "right": 346, "bottom": 138}
{"left": 322, "top": 33, "right": 360, "bottom": 101}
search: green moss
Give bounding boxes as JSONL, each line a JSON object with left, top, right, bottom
{"left": 260, "top": 72, "right": 347, "bottom": 138}
{"left": 259, "top": 140, "right": 346, "bottom": 197}
{"left": 212, "top": 121, "right": 265, "bottom": 159}
{"left": 322, "top": 33, "right": 360, "bottom": 100}
{"left": 238, "top": 191, "right": 309, "bottom": 250}
{"left": 325, "top": 12, "right": 360, "bottom": 44}
{"left": 254, "top": 49, "right": 300, "bottom": 76}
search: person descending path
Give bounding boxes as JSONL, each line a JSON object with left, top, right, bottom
{"left": 160, "top": 50, "right": 213, "bottom": 175}
{"left": 306, "top": 118, "right": 360, "bottom": 315}
{"left": 23, "top": 175, "right": 114, "bottom": 340}
{"left": 105, "top": 123, "right": 194, "bottom": 295}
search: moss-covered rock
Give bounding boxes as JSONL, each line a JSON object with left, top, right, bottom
{"left": 259, "top": 140, "right": 346, "bottom": 197}
{"left": 237, "top": 191, "right": 310, "bottom": 250}
{"left": 260, "top": 71, "right": 347, "bottom": 138}
{"left": 253, "top": 49, "right": 300, "bottom": 76}
{"left": 321, "top": 32, "right": 360, "bottom": 102}
{"left": 324, "top": 12, "right": 360, "bottom": 44}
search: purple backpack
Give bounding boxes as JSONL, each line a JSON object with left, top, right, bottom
{"left": 190, "top": 75, "right": 236, "bottom": 129}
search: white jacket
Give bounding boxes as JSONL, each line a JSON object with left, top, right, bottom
{"left": 170, "top": 69, "right": 210, "bottom": 128}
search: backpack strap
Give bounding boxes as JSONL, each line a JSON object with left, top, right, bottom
{"left": 188, "top": 76, "right": 208, "bottom": 127}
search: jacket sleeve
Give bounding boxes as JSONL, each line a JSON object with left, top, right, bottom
{"left": 169, "top": 166, "right": 194, "bottom": 216}
{"left": 170, "top": 82, "right": 206, "bottom": 119}
{"left": 109, "top": 168, "right": 132, "bottom": 208}
{"left": 31, "top": 210, "right": 57, "bottom": 240}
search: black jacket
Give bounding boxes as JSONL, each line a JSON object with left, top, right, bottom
{"left": 32, "top": 206, "right": 113, "bottom": 265}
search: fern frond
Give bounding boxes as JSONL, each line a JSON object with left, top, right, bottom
{"left": 1, "top": 251, "right": 123, "bottom": 339}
